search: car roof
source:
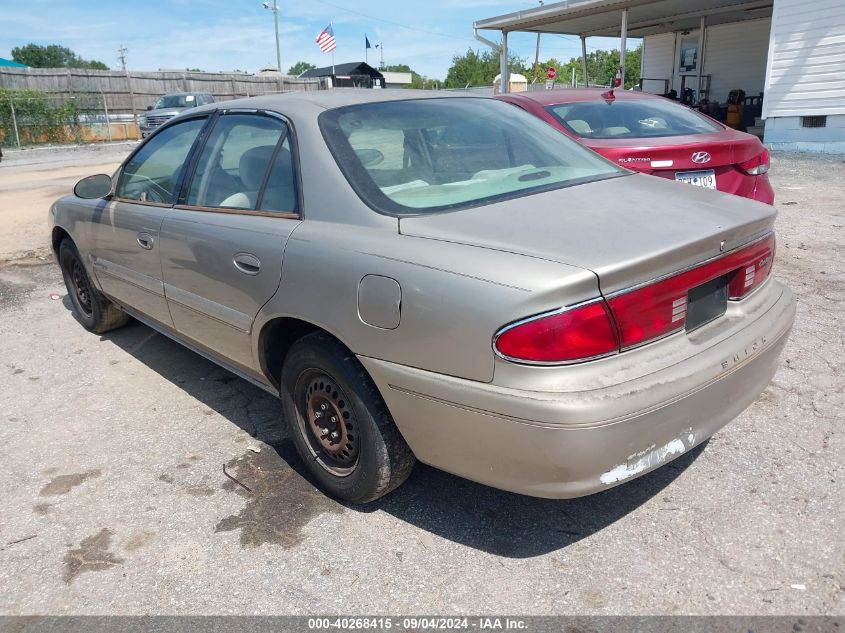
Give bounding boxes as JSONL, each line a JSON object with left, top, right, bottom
{"left": 192, "top": 89, "right": 472, "bottom": 116}
{"left": 501, "top": 88, "right": 664, "bottom": 106}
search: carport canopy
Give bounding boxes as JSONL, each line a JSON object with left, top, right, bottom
{"left": 473, "top": 0, "right": 774, "bottom": 93}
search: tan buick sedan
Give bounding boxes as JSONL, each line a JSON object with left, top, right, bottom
{"left": 49, "top": 90, "right": 795, "bottom": 503}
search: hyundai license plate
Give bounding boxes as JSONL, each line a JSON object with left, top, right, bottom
{"left": 675, "top": 169, "right": 717, "bottom": 189}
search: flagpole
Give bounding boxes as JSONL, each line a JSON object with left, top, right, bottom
{"left": 365, "top": 35, "right": 368, "bottom": 65}
{"left": 331, "top": 22, "right": 335, "bottom": 77}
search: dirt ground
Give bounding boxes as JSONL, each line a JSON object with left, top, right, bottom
{"left": 0, "top": 144, "right": 842, "bottom": 616}
{"left": 0, "top": 142, "right": 135, "bottom": 260}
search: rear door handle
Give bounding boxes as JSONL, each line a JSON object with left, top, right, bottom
{"left": 137, "top": 232, "right": 154, "bottom": 250}
{"left": 233, "top": 253, "right": 261, "bottom": 275}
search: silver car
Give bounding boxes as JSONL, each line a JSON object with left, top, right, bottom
{"left": 49, "top": 90, "right": 795, "bottom": 503}
{"left": 139, "top": 92, "right": 215, "bottom": 138}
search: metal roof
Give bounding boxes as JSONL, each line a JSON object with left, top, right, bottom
{"left": 0, "top": 57, "right": 28, "bottom": 68}
{"left": 300, "top": 62, "right": 384, "bottom": 79}
{"left": 474, "top": 0, "right": 773, "bottom": 36}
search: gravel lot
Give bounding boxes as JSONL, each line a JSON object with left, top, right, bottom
{"left": 0, "top": 145, "right": 842, "bottom": 616}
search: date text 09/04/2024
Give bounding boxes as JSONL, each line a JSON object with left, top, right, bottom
{"left": 307, "top": 617, "right": 528, "bottom": 630}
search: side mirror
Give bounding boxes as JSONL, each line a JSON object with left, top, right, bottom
{"left": 147, "top": 105, "right": 153, "bottom": 110}
{"left": 74, "top": 174, "right": 113, "bottom": 199}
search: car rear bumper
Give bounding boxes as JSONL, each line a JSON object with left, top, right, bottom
{"left": 359, "top": 280, "right": 795, "bottom": 498}
{"left": 751, "top": 174, "right": 775, "bottom": 205}
{"left": 648, "top": 169, "right": 775, "bottom": 205}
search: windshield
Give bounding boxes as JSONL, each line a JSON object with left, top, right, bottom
{"left": 546, "top": 98, "right": 722, "bottom": 139}
{"left": 152, "top": 94, "right": 197, "bottom": 110}
{"left": 319, "top": 98, "right": 625, "bottom": 215}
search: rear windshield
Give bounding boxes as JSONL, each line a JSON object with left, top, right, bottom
{"left": 546, "top": 98, "right": 722, "bottom": 139}
{"left": 152, "top": 94, "right": 198, "bottom": 109}
{"left": 319, "top": 98, "right": 624, "bottom": 215}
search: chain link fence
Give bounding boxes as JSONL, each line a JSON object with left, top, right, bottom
{"left": 0, "top": 69, "right": 329, "bottom": 149}
{"left": 0, "top": 90, "right": 138, "bottom": 148}
{"left": 441, "top": 79, "right": 612, "bottom": 97}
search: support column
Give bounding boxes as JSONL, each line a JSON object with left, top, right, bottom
{"left": 581, "top": 35, "right": 588, "bottom": 87}
{"left": 696, "top": 15, "right": 707, "bottom": 103}
{"left": 500, "top": 31, "right": 509, "bottom": 94}
{"left": 620, "top": 9, "right": 628, "bottom": 88}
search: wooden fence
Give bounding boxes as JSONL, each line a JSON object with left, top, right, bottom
{"left": 0, "top": 68, "right": 326, "bottom": 116}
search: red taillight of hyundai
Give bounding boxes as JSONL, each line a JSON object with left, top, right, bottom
{"left": 494, "top": 233, "right": 776, "bottom": 364}
{"left": 738, "top": 149, "right": 770, "bottom": 176}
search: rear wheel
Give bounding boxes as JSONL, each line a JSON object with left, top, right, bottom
{"left": 59, "top": 239, "right": 129, "bottom": 334}
{"left": 281, "top": 332, "right": 415, "bottom": 503}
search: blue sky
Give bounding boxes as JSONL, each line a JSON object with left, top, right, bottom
{"left": 1, "top": 0, "right": 632, "bottom": 79}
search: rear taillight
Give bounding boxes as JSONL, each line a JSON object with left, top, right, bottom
{"left": 609, "top": 233, "right": 776, "bottom": 348}
{"left": 738, "top": 148, "right": 770, "bottom": 175}
{"left": 495, "top": 233, "right": 776, "bottom": 363}
{"left": 727, "top": 233, "right": 775, "bottom": 299}
{"left": 494, "top": 300, "right": 619, "bottom": 363}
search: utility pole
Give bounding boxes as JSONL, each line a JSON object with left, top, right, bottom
{"left": 263, "top": 0, "right": 281, "bottom": 73}
{"left": 533, "top": 0, "right": 544, "bottom": 82}
{"left": 117, "top": 45, "right": 128, "bottom": 71}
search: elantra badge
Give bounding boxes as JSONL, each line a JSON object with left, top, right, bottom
{"left": 692, "top": 151, "right": 711, "bottom": 164}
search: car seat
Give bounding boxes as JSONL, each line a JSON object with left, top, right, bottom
{"left": 219, "top": 145, "right": 277, "bottom": 209}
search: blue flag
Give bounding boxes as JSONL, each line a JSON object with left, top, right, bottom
{"left": 365, "top": 35, "right": 372, "bottom": 49}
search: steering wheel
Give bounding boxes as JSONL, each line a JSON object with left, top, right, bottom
{"left": 128, "top": 175, "right": 171, "bottom": 203}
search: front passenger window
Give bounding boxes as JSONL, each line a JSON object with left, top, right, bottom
{"left": 116, "top": 117, "right": 206, "bottom": 204}
{"left": 186, "top": 114, "right": 285, "bottom": 210}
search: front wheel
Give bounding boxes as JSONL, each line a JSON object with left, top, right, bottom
{"left": 59, "top": 239, "right": 129, "bottom": 334}
{"left": 281, "top": 332, "right": 415, "bottom": 503}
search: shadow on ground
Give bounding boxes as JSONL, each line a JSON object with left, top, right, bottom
{"left": 100, "top": 318, "right": 704, "bottom": 559}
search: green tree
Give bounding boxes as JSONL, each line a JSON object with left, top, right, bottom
{"left": 444, "top": 48, "right": 527, "bottom": 89}
{"left": 540, "top": 44, "right": 642, "bottom": 89}
{"left": 11, "top": 43, "right": 108, "bottom": 70}
{"left": 288, "top": 61, "right": 316, "bottom": 76}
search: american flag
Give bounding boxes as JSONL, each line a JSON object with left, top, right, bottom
{"left": 316, "top": 24, "right": 337, "bottom": 53}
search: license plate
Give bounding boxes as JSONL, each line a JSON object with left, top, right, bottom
{"left": 685, "top": 275, "right": 728, "bottom": 332}
{"left": 675, "top": 169, "right": 717, "bottom": 189}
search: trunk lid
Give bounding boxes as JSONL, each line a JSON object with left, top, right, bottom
{"left": 584, "top": 129, "right": 765, "bottom": 173}
{"left": 399, "top": 173, "right": 775, "bottom": 295}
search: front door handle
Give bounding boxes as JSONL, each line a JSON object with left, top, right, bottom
{"left": 137, "top": 232, "right": 154, "bottom": 250}
{"left": 233, "top": 253, "right": 261, "bottom": 275}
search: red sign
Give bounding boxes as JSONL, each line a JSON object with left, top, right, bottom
{"left": 547, "top": 67, "right": 556, "bottom": 80}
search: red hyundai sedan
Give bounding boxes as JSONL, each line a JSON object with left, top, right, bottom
{"left": 496, "top": 89, "right": 774, "bottom": 204}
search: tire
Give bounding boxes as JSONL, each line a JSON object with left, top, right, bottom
{"left": 59, "top": 239, "right": 129, "bottom": 334}
{"left": 281, "top": 332, "right": 415, "bottom": 503}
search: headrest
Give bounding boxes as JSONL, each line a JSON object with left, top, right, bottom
{"left": 239, "top": 145, "right": 277, "bottom": 191}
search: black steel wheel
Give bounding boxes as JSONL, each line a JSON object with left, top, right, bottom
{"left": 295, "top": 370, "right": 360, "bottom": 476}
{"left": 281, "top": 332, "right": 415, "bottom": 503}
{"left": 59, "top": 239, "right": 129, "bottom": 334}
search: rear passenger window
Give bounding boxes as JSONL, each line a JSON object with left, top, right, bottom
{"left": 186, "top": 114, "right": 286, "bottom": 210}
{"left": 258, "top": 136, "right": 298, "bottom": 213}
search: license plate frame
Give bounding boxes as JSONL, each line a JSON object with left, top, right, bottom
{"left": 675, "top": 169, "right": 717, "bottom": 190}
{"left": 685, "top": 275, "right": 729, "bottom": 332}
